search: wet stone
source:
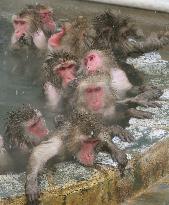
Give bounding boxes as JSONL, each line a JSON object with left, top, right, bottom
{"left": 127, "top": 52, "right": 169, "bottom": 75}
{"left": 123, "top": 175, "right": 169, "bottom": 205}
{"left": 129, "top": 101, "right": 169, "bottom": 129}
{"left": 45, "top": 161, "right": 95, "bottom": 186}
{"left": 0, "top": 173, "right": 25, "bottom": 198}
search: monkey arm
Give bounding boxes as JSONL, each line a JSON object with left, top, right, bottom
{"left": 120, "top": 85, "right": 163, "bottom": 108}
{"left": 43, "top": 82, "right": 62, "bottom": 111}
{"left": 108, "top": 125, "right": 134, "bottom": 143}
{"left": 98, "top": 132, "right": 128, "bottom": 176}
{"left": 25, "top": 136, "right": 63, "bottom": 204}
{"left": 121, "top": 32, "right": 169, "bottom": 58}
{"left": 136, "top": 85, "right": 163, "bottom": 101}
{"left": 118, "top": 97, "right": 161, "bottom": 108}
{"left": 127, "top": 108, "right": 153, "bottom": 119}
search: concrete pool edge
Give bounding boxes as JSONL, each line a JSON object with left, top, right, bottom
{"left": 1, "top": 136, "right": 169, "bottom": 205}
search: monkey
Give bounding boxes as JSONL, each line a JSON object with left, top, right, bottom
{"left": 48, "top": 16, "right": 96, "bottom": 58}
{"left": 11, "top": 8, "right": 48, "bottom": 51}
{"left": 92, "top": 11, "right": 169, "bottom": 60}
{"left": 9, "top": 8, "right": 50, "bottom": 82}
{"left": 25, "top": 109, "right": 132, "bottom": 205}
{"left": 73, "top": 73, "right": 155, "bottom": 128}
{"left": 79, "top": 48, "right": 163, "bottom": 107}
{"left": 0, "top": 105, "right": 49, "bottom": 173}
{"left": 41, "top": 50, "right": 79, "bottom": 112}
{"left": 25, "top": 4, "right": 57, "bottom": 37}
{"left": 25, "top": 72, "right": 158, "bottom": 204}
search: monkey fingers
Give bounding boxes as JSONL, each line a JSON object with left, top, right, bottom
{"left": 127, "top": 108, "right": 153, "bottom": 119}
{"left": 54, "top": 114, "right": 65, "bottom": 128}
{"left": 124, "top": 98, "right": 161, "bottom": 108}
{"left": 101, "top": 138, "right": 128, "bottom": 173}
{"left": 139, "top": 85, "right": 163, "bottom": 100}
{"left": 25, "top": 179, "right": 40, "bottom": 205}
{"left": 110, "top": 125, "right": 134, "bottom": 143}
{"left": 109, "top": 142, "right": 128, "bottom": 175}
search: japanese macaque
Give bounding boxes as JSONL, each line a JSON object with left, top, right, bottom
{"left": 73, "top": 73, "right": 154, "bottom": 127}
{"left": 48, "top": 16, "right": 96, "bottom": 58}
{"left": 11, "top": 8, "right": 47, "bottom": 51}
{"left": 0, "top": 105, "right": 49, "bottom": 173}
{"left": 26, "top": 4, "right": 56, "bottom": 36}
{"left": 92, "top": 11, "right": 169, "bottom": 60}
{"left": 80, "top": 49, "right": 162, "bottom": 107}
{"left": 41, "top": 50, "right": 79, "bottom": 111}
{"left": 25, "top": 110, "right": 132, "bottom": 205}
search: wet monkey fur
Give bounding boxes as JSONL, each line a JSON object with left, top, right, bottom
{"left": 80, "top": 49, "right": 163, "bottom": 107}
{"left": 92, "top": 11, "right": 169, "bottom": 60}
{"left": 0, "top": 105, "right": 49, "bottom": 173}
{"left": 25, "top": 112, "right": 130, "bottom": 205}
{"left": 41, "top": 50, "right": 79, "bottom": 111}
{"left": 11, "top": 8, "right": 48, "bottom": 50}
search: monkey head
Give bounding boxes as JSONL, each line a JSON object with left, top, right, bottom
{"left": 92, "top": 11, "right": 142, "bottom": 47}
{"left": 80, "top": 49, "right": 114, "bottom": 75}
{"left": 48, "top": 16, "right": 96, "bottom": 57}
{"left": 4, "top": 105, "right": 49, "bottom": 153}
{"left": 34, "top": 4, "right": 56, "bottom": 35}
{"left": 75, "top": 73, "right": 116, "bottom": 114}
{"left": 11, "top": 8, "right": 42, "bottom": 47}
{"left": 25, "top": 4, "right": 56, "bottom": 35}
{"left": 42, "top": 51, "right": 79, "bottom": 89}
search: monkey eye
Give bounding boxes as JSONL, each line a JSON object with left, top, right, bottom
{"left": 95, "top": 87, "right": 101, "bottom": 92}
{"left": 58, "top": 66, "right": 67, "bottom": 71}
{"left": 15, "top": 20, "right": 26, "bottom": 25}
{"left": 20, "top": 20, "right": 26, "bottom": 25}
{"left": 29, "top": 118, "right": 41, "bottom": 128}
{"left": 67, "top": 64, "right": 74, "bottom": 69}
{"left": 86, "top": 88, "right": 93, "bottom": 93}
{"left": 14, "top": 20, "right": 19, "bottom": 25}
{"left": 88, "top": 55, "right": 95, "bottom": 61}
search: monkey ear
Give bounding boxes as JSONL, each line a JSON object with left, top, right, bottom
{"left": 12, "top": 15, "right": 17, "bottom": 22}
{"left": 64, "top": 22, "right": 72, "bottom": 32}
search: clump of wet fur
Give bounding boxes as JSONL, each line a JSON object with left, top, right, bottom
{"left": 61, "top": 16, "right": 96, "bottom": 57}
{"left": 4, "top": 105, "right": 37, "bottom": 151}
{"left": 92, "top": 11, "right": 141, "bottom": 49}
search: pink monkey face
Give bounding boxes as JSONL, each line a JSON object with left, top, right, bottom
{"left": 84, "top": 52, "right": 103, "bottom": 74}
{"left": 26, "top": 116, "right": 49, "bottom": 139}
{"left": 54, "top": 63, "right": 76, "bottom": 87}
{"left": 85, "top": 86, "right": 104, "bottom": 111}
{"left": 13, "top": 18, "right": 30, "bottom": 40}
{"left": 39, "top": 9, "right": 56, "bottom": 33}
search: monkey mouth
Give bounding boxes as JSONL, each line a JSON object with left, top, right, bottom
{"left": 84, "top": 139, "right": 99, "bottom": 144}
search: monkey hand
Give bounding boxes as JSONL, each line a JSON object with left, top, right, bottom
{"left": 139, "top": 85, "right": 163, "bottom": 100}
{"left": 114, "top": 150, "right": 128, "bottom": 177}
{"left": 111, "top": 125, "right": 134, "bottom": 143}
{"left": 127, "top": 108, "right": 153, "bottom": 119}
{"left": 25, "top": 177, "right": 40, "bottom": 205}
{"left": 54, "top": 114, "right": 65, "bottom": 128}
{"left": 127, "top": 98, "right": 161, "bottom": 108}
